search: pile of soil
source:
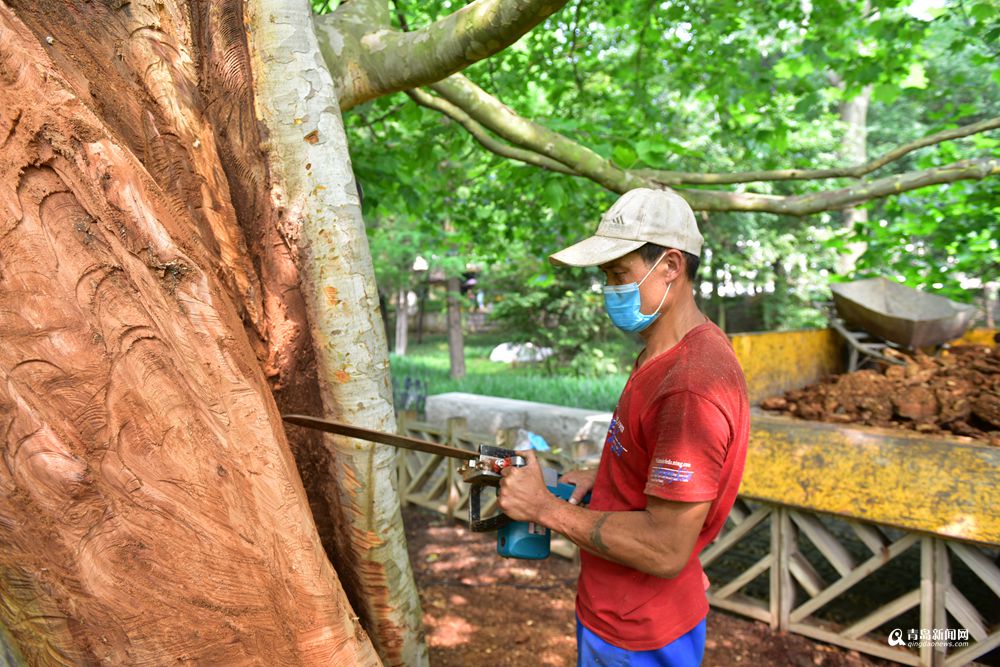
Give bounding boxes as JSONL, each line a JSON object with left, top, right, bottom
{"left": 761, "top": 343, "right": 1000, "bottom": 445}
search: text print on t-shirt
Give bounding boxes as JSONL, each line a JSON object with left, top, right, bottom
{"left": 605, "top": 415, "right": 627, "bottom": 456}
{"left": 650, "top": 458, "right": 695, "bottom": 484}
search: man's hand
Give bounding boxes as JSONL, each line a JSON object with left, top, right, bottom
{"left": 558, "top": 468, "right": 597, "bottom": 505}
{"left": 497, "top": 449, "right": 556, "bottom": 524}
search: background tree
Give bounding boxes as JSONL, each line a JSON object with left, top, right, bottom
{"left": 352, "top": 0, "right": 998, "bottom": 333}
{"left": 1, "top": 0, "right": 996, "bottom": 665}
{"left": 368, "top": 222, "right": 430, "bottom": 355}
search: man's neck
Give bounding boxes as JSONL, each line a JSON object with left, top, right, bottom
{"left": 636, "top": 291, "right": 708, "bottom": 368}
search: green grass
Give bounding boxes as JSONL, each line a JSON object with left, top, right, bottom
{"left": 390, "top": 333, "right": 628, "bottom": 412}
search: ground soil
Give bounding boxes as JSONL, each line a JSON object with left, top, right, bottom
{"left": 760, "top": 343, "right": 1000, "bottom": 446}
{"left": 403, "top": 507, "right": 896, "bottom": 667}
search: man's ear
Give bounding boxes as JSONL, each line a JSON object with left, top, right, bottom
{"left": 662, "top": 249, "right": 685, "bottom": 282}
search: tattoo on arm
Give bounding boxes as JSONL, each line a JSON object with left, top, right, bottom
{"left": 590, "top": 513, "right": 612, "bottom": 555}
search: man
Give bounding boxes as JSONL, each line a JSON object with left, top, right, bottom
{"left": 497, "top": 188, "right": 750, "bottom": 666}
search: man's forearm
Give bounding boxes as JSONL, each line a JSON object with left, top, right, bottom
{"left": 494, "top": 451, "right": 707, "bottom": 576}
{"left": 539, "top": 500, "right": 684, "bottom": 578}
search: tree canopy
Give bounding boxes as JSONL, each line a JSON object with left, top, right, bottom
{"left": 334, "top": 0, "right": 998, "bottom": 313}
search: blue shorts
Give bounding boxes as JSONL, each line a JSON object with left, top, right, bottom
{"left": 576, "top": 616, "right": 706, "bottom": 667}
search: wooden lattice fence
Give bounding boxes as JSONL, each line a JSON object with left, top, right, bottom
{"left": 396, "top": 413, "right": 1000, "bottom": 667}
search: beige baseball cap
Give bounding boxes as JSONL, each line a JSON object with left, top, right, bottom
{"left": 549, "top": 188, "right": 703, "bottom": 267}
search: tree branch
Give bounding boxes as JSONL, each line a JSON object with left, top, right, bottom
{"left": 391, "top": 0, "right": 410, "bottom": 31}
{"left": 637, "top": 116, "right": 1000, "bottom": 185}
{"left": 429, "top": 74, "right": 651, "bottom": 191}
{"left": 318, "top": 0, "right": 570, "bottom": 111}
{"left": 406, "top": 88, "right": 578, "bottom": 175}
{"left": 418, "top": 75, "right": 1000, "bottom": 216}
{"left": 676, "top": 159, "right": 1000, "bottom": 214}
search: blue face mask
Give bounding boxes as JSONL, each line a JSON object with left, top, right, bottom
{"left": 602, "top": 253, "right": 671, "bottom": 333}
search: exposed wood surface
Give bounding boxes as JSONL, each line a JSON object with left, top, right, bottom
{"left": 0, "top": 2, "right": 383, "bottom": 663}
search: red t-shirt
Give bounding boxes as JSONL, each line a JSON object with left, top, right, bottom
{"left": 576, "top": 322, "right": 750, "bottom": 651}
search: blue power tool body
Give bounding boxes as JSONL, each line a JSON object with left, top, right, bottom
{"left": 498, "top": 481, "right": 581, "bottom": 559}
{"left": 463, "top": 445, "right": 591, "bottom": 559}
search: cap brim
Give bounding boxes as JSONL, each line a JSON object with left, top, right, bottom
{"left": 549, "top": 235, "right": 644, "bottom": 267}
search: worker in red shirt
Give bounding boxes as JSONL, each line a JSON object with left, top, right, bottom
{"left": 497, "top": 188, "right": 750, "bottom": 666}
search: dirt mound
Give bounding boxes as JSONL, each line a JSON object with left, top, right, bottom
{"left": 761, "top": 344, "right": 1000, "bottom": 446}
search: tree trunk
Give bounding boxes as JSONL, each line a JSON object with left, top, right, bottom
{"left": 835, "top": 81, "right": 872, "bottom": 276}
{"left": 245, "top": 3, "right": 424, "bottom": 661}
{"left": 446, "top": 276, "right": 466, "bottom": 380}
{"left": 416, "top": 278, "right": 428, "bottom": 344}
{"left": 0, "top": 1, "right": 423, "bottom": 663}
{"left": 395, "top": 288, "right": 409, "bottom": 355}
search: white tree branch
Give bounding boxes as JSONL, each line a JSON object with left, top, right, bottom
{"left": 637, "top": 116, "right": 1000, "bottom": 185}
{"left": 676, "top": 159, "right": 1000, "bottom": 214}
{"left": 417, "top": 75, "right": 1000, "bottom": 216}
{"left": 406, "top": 88, "right": 578, "bottom": 175}
{"left": 318, "top": 0, "right": 570, "bottom": 110}
{"left": 429, "top": 74, "right": 650, "bottom": 191}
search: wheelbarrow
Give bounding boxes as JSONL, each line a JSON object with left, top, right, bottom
{"left": 829, "top": 277, "right": 977, "bottom": 369}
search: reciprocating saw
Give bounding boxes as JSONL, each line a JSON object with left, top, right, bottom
{"left": 282, "top": 414, "right": 585, "bottom": 560}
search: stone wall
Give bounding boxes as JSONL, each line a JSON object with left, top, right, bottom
{"left": 424, "top": 392, "right": 611, "bottom": 464}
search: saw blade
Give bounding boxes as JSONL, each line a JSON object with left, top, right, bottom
{"left": 282, "top": 414, "right": 477, "bottom": 461}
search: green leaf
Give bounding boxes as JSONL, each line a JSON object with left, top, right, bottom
{"left": 340, "top": 0, "right": 996, "bottom": 320}
{"left": 970, "top": 2, "right": 996, "bottom": 22}
{"left": 824, "top": 85, "right": 844, "bottom": 102}
{"left": 773, "top": 60, "right": 794, "bottom": 79}
{"left": 611, "top": 143, "right": 638, "bottom": 168}
{"left": 872, "top": 82, "right": 901, "bottom": 103}
{"left": 635, "top": 139, "right": 669, "bottom": 165}
{"left": 661, "top": 140, "right": 702, "bottom": 159}
{"left": 400, "top": 102, "right": 424, "bottom": 124}
{"left": 792, "top": 56, "right": 814, "bottom": 77}
{"left": 543, "top": 180, "right": 566, "bottom": 209}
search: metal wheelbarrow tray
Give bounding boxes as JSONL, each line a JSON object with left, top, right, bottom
{"left": 830, "top": 277, "right": 977, "bottom": 350}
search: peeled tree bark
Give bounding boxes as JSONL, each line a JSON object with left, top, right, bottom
{"left": 0, "top": 3, "right": 379, "bottom": 663}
